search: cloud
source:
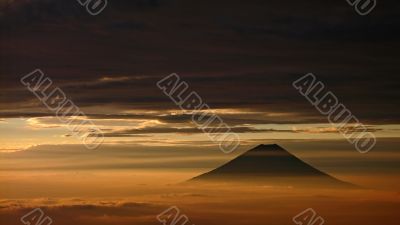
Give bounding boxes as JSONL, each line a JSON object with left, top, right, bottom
{"left": 0, "top": 198, "right": 165, "bottom": 225}
{"left": 1, "top": 0, "right": 399, "bottom": 126}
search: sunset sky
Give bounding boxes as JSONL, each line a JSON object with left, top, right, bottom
{"left": 1, "top": 0, "right": 399, "bottom": 148}
{"left": 0, "top": 1, "right": 399, "bottom": 225}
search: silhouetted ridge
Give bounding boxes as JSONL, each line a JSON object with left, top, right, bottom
{"left": 189, "top": 144, "right": 356, "bottom": 188}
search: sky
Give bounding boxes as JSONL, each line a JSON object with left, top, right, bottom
{"left": 0, "top": 1, "right": 400, "bottom": 225}
{"left": 0, "top": 0, "right": 399, "bottom": 184}
{"left": 0, "top": 0, "right": 399, "bottom": 151}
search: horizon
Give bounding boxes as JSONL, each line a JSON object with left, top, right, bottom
{"left": 1, "top": 1, "right": 399, "bottom": 225}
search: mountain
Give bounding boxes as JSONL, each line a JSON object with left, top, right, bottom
{"left": 189, "top": 144, "right": 356, "bottom": 188}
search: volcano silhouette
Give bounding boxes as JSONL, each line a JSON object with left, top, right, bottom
{"left": 190, "top": 144, "right": 356, "bottom": 188}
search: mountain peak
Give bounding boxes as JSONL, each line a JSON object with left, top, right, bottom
{"left": 254, "top": 144, "right": 279, "bottom": 148}
{"left": 252, "top": 144, "right": 284, "bottom": 151}
{"left": 245, "top": 144, "right": 292, "bottom": 157}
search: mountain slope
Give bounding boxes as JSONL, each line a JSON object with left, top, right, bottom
{"left": 190, "top": 144, "right": 356, "bottom": 188}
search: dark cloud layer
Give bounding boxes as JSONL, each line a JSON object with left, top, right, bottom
{"left": 1, "top": 0, "right": 399, "bottom": 124}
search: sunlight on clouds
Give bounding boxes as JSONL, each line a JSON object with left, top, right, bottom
{"left": 1, "top": 114, "right": 400, "bottom": 151}
{"left": 99, "top": 76, "right": 131, "bottom": 82}
{"left": 26, "top": 117, "right": 63, "bottom": 129}
{"left": 292, "top": 126, "right": 338, "bottom": 133}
